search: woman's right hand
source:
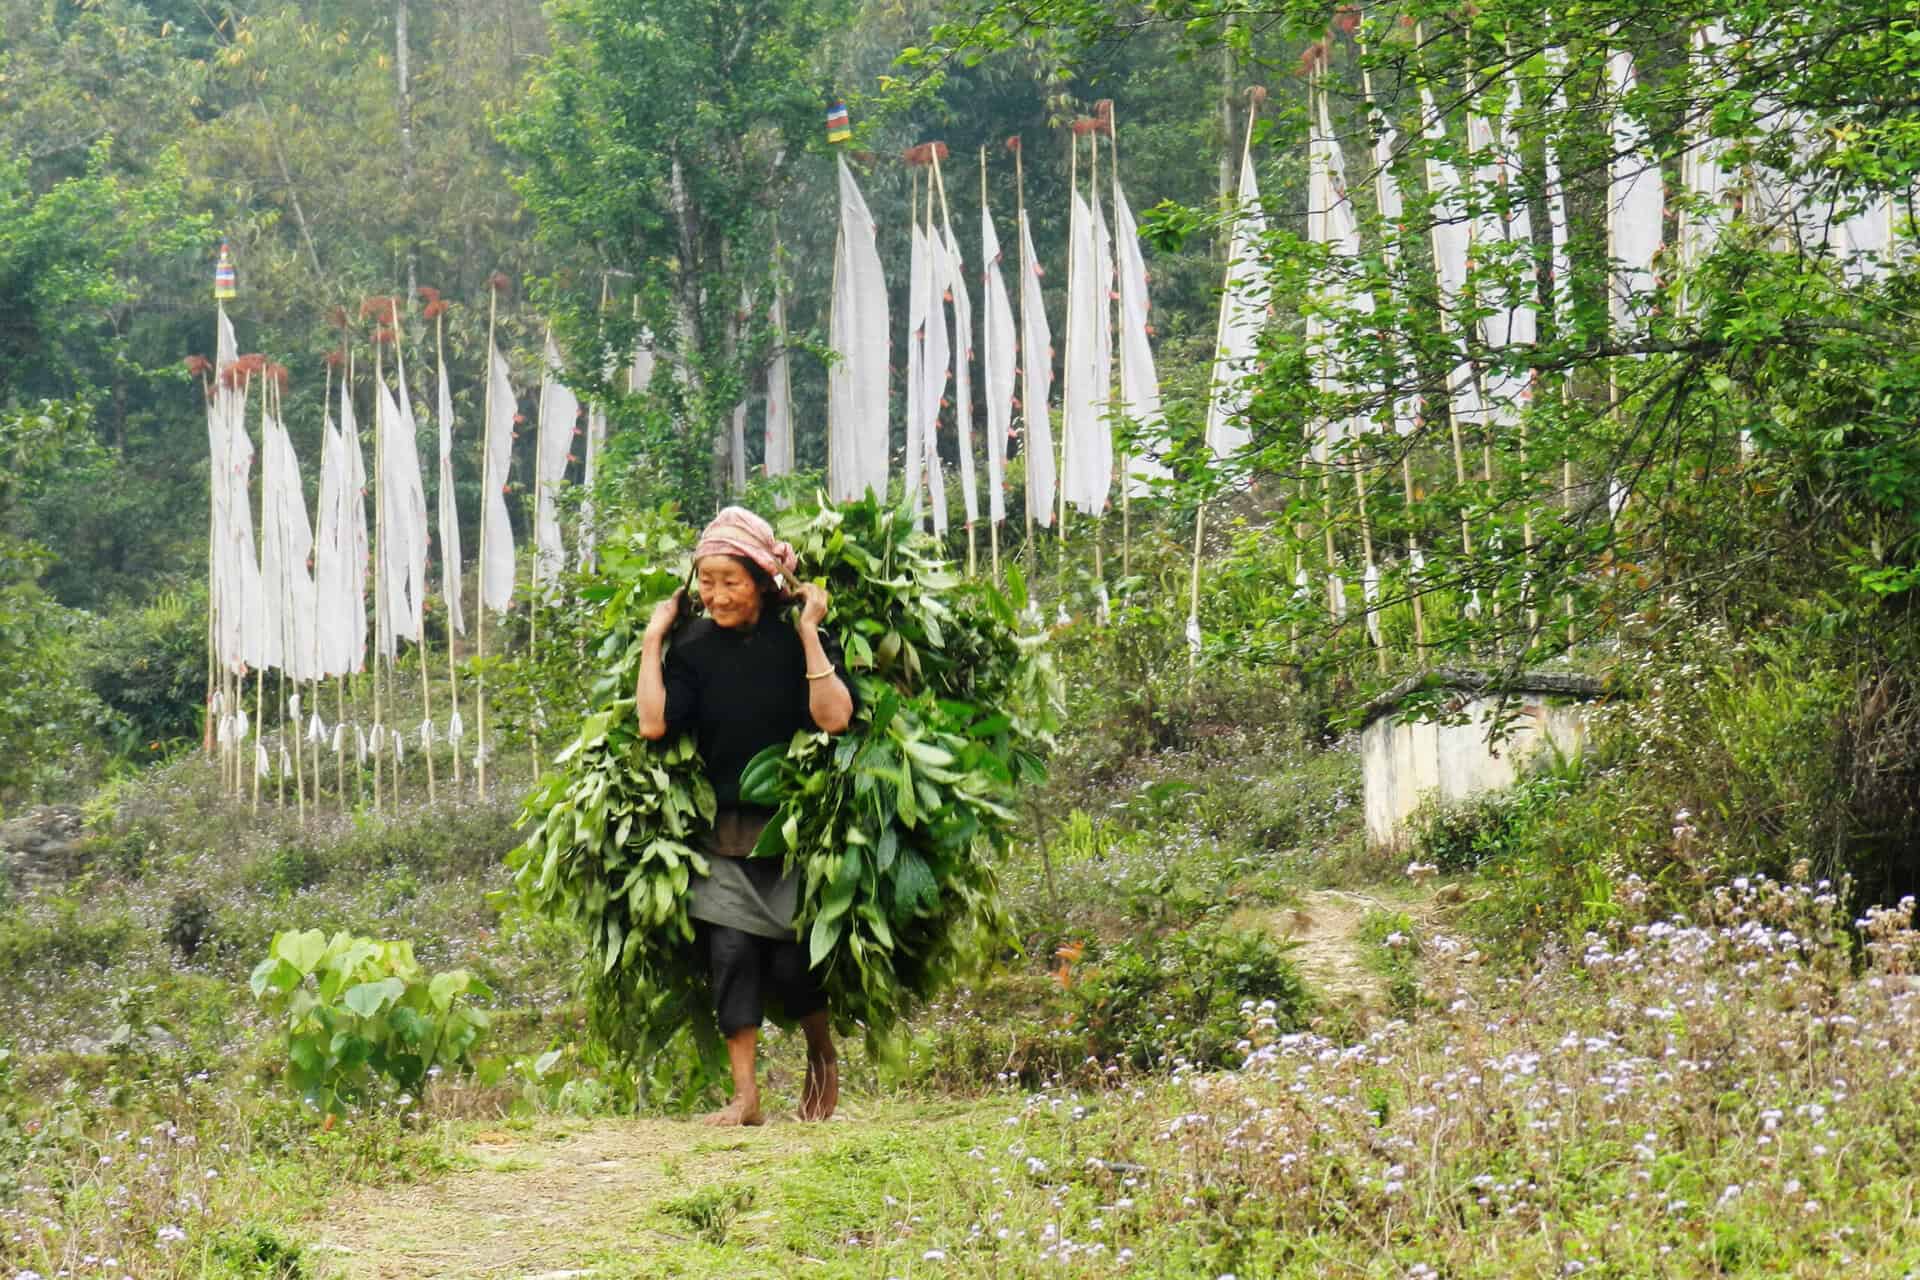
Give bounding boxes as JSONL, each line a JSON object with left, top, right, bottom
{"left": 645, "top": 589, "right": 684, "bottom": 641}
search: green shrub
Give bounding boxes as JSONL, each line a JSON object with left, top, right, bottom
{"left": 1064, "top": 923, "right": 1309, "bottom": 1070}
{"left": 1356, "top": 909, "right": 1423, "bottom": 1013}
{"left": 83, "top": 586, "right": 208, "bottom": 755}
{"left": 0, "top": 899, "right": 138, "bottom": 977}
{"left": 250, "top": 929, "right": 492, "bottom": 1114}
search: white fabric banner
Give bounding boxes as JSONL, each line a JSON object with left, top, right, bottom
{"left": 534, "top": 332, "right": 576, "bottom": 589}
{"left": 980, "top": 205, "right": 1016, "bottom": 525}
{"left": 922, "top": 222, "right": 951, "bottom": 535}
{"left": 481, "top": 343, "right": 517, "bottom": 613}
{"left": 1061, "top": 190, "right": 1102, "bottom": 514}
{"left": 1607, "top": 51, "right": 1664, "bottom": 333}
{"left": 1113, "top": 178, "right": 1168, "bottom": 492}
{"left": 1204, "top": 146, "right": 1268, "bottom": 461}
{"left": 437, "top": 359, "right": 466, "bottom": 635}
{"left": 1017, "top": 208, "right": 1056, "bottom": 528}
{"left": 942, "top": 219, "right": 978, "bottom": 527}
{"left": 764, "top": 289, "right": 793, "bottom": 477}
{"left": 341, "top": 378, "right": 369, "bottom": 673}
{"left": 826, "top": 156, "right": 890, "bottom": 504}
{"left": 905, "top": 221, "right": 929, "bottom": 517}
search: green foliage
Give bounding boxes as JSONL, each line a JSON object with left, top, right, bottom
{"left": 660, "top": 1182, "right": 757, "bottom": 1246}
{"left": 1356, "top": 909, "right": 1423, "bottom": 1013}
{"left": 512, "top": 496, "right": 1057, "bottom": 1082}
{"left": 1062, "top": 923, "right": 1309, "bottom": 1070}
{"left": 1410, "top": 756, "right": 1585, "bottom": 874}
{"left": 499, "top": 0, "right": 854, "bottom": 507}
{"left": 82, "top": 586, "right": 208, "bottom": 754}
{"left": 249, "top": 929, "right": 492, "bottom": 1115}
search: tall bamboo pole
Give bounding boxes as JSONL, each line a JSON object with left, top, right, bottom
{"left": 202, "top": 354, "right": 218, "bottom": 761}
{"left": 1058, "top": 130, "right": 1077, "bottom": 612}
{"left": 371, "top": 328, "right": 389, "bottom": 816}
{"left": 1088, "top": 120, "right": 1106, "bottom": 620}
{"left": 980, "top": 145, "right": 1002, "bottom": 585}
{"left": 399, "top": 322, "right": 437, "bottom": 808}
{"left": 1107, "top": 109, "right": 1133, "bottom": 583}
{"left": 437, "top": 308, "right": 462, "bottom": 794}
{"left": 1014, "top": 138, "right": 1037, "bottom": 597}
{"left": 248, "top": 367, "right": 265, "bottom": 815}
{"left": 1357, "top": 35, "right": 1425, "bottom": 657}
{"left": 529, "top": 327, "right": 552, "bottom": 784}
{"left": 1191, "top": 97, "right": 1260, "bottom": 665}
{"left": 476, "top": 287, "right": 499, "bottom": 799}
{"left": 930, "top": 152, "right": 978, "bottom": 579}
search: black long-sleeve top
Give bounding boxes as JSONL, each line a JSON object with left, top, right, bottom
{"left": 661, "top": 611, "right": 858, "bottom": 813}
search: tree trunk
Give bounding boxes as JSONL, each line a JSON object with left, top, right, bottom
{"left": 396, "top": 0, "right": 418, "bottom": 300}
{"left": 668, "top": 149, "right": 722, "bottom": 508}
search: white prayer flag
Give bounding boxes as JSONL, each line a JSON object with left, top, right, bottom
{"left": 437, "top": 358, "right": 466, "bottom": 635}
{"left": 1017, "top": 208, "right": 1056, "bottom": 528}
{"left": 826, "top": 155, "right": 890, "bottom": 503}
{"left": 980, "top": 204, "right": 1016, "bottom": 525}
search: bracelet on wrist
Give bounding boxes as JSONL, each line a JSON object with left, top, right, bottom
{"left": 804, "top": 667, "right": 835, "bottom": 681}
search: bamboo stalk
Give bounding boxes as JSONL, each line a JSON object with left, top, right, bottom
{"left": 1014, "top": 139, "right": 1036, "bottom": 597}
{"left": 1108, "top": 110, "right": 1133, "bottom": 585}
{"left": 438, "top": 310, "right": 462, "bottom": 795}
{"left": 1191, "top": 97, "right": 1261, "bottom": 662}
{"left": 250, "top": 668, "right": 262, "bottom": 813}
{"left": 983, "top": 143, "right": 1002, "bottom": 585}
{"left": 477, "top": 285, "right": 498, "bottom": 800}
{"left": 1059, "top": 130, "right": 1076, "bottom": 613}
{"left": 372, "top": 332, "right": 388, "bottom": 817}
{"left": 394, "top": 313, "right": 438, "bottom": 808}
{"left": 204, "top": 350, "right": 219, "bottom": 762}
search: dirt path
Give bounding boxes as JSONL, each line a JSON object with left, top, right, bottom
{"left": 308, "top": 1112, "right": 848, "bottom": 1278}
{"left": 1235, "top": 885, "right": 1445, "bottom": 1011}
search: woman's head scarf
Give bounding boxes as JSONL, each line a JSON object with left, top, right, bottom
{"left": 693, "top": 506, "right": 799, "bottom": 590}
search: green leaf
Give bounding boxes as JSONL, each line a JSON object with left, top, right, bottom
{"left": 809, "top": 912, "right": 843, "bottom": 968}
{"left": 428, "top": 971, "right": 471, "bottom": 1012}
{"left": 342, "top": 978, "right": 406, "bottom": 1019}
{"left": 273, "top": 929, "right": 328, "bottom": 977}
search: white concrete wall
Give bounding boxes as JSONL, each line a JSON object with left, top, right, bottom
{"left": 1362, "top": 694, "right": 1592, "bottom": 849}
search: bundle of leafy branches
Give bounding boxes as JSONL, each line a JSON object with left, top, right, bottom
{"left": 510, "top": 496, "right": 1058, "bottom": 1082}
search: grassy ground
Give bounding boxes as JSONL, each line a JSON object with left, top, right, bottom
{"left": 9, "top": 624, "right": 1920, "bottom": 1277}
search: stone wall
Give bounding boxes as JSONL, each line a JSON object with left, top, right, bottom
{"left": 1360, "top": 673, "right": 1603, "bottom": 849}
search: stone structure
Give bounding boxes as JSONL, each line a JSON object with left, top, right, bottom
{"left": 1360, "top": 669, "right": 1608, "bottom": 849}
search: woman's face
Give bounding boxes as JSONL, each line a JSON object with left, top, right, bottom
{"left": 696, "top": 557, "right": 763, "bottom": 630}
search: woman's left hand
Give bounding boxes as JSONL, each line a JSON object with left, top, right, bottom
{"left": 795, "top": 582, "right": 829, "bottom": 629}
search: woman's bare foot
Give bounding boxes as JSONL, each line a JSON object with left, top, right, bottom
{"left": 700, "top": 1095, "right": 765, "bottom": 1126}
{"left": 798, "top": 1051, "right": 838, "bottom": 1121}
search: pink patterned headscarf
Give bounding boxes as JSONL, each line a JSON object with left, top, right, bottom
{"left": 694, "top": 506, "right": 799, "bottom": 589}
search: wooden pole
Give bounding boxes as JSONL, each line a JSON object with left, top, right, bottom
{"left": 930, "top": 152, "right": 978, "bottom": 579}
{"left": 1357, "top": 42, "right": 1425, "bottom": 658}
{"left": 395, "top": 312, "right": 437, "bottom": 808}
{"left": 1059, "top": 130, "right": 1076, "bottom": 613}
{"left": 438, "top": 309, "right": 462, "bottom": 795}
{"left": 1192, "top": 99, "right": 1260, "bottom": 662}
{"left": 247, "top": 368, "right": 263, "bottom": 809}
{"left": 1107, "top": 109, "right": 1133, "bottom": 584}
{"left": 530, "top": 327, "right": 552, "bottom": 784}
{"left": 477, "top": 283, "right": 499, "bottom": 799}
{"left": 1014, "top": 138, "right": 1037, "bottom": 598}
{"left": 981, "top": 145, "right": 1003, "bottom": 586}
{"left": 203, "top": 352, "right": 219, "bottom": 761}
{"left": 371, "top": 330, "right": 388, "bottom": 817}
{"left": 252, "top": 666, "right": 264, "bottom": 815}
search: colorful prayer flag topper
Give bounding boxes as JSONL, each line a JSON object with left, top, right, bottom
{"left": 214, "top": 240, "right": 237, "bottom": 301}
{"left": 826, "top": 101, "right": 851, "bottom": 145}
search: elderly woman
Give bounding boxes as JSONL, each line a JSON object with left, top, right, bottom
{"left": 636, "top": 507, "right": 856, "bottom": 1125}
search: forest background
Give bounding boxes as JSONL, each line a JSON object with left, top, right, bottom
{"left": 0, "top": 0, "right": 1279, "bottom": 804}
{"left": 5, "top": 0, "right": 1919, "bottom": 885}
